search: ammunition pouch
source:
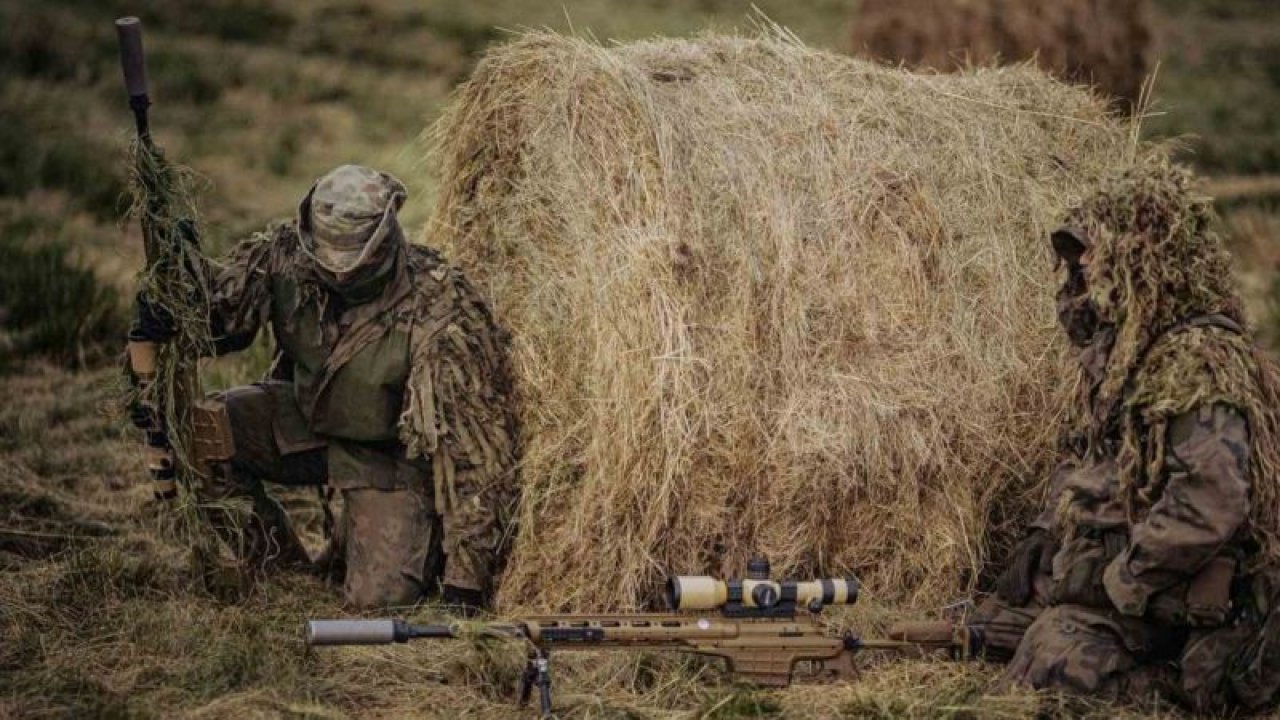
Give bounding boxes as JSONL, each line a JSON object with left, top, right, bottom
{"left": 192, "top": 399, "right": 236, "bottom": 466}
{"left": 1147, "top": 556, "right": 1237, "bottom": 628}
{"left": 1188, "top": 556, "right": 1238, "bottom": 625}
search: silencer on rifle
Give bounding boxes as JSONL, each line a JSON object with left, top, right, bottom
{"left": 115, "top": 17, "right": 149, "bottom": 98}
{"left": 306, "top": 619, "right": 458, "bottom": 646}
{"left": 306, "top": 619, "right": 401, "bottom": 645}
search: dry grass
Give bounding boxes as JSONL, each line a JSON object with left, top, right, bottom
{"left": 424, "top": 29, "right": 1154, "bottom": 612}
{"left": 0, "top": 363, "right": 1032, "bottom": 717}
{"left": 849, "top": 0, "right": 1154, "bottom": 109}
{"left": 0, "top": 363, "right": 1187, "bottom": 718}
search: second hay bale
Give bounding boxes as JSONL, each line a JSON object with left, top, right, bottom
{"left": 849, "top": 0, "right": 1154, "bottom": 109}
{"left": 425, "top": 31, "right": 1154, "bottom": 611}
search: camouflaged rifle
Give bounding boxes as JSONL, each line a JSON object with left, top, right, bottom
{"left": 307, "top": 557, "right": 983, "bottom": 718}
{"left": 116, "top": 17, "right": 224, "bottom": 504}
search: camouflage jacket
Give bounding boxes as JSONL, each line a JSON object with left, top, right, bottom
{"left": 1043, "top": 323, "right": 1254, "bottom": 626}
{"left": 205, "top": 222, "right": 518, "bottom": 592}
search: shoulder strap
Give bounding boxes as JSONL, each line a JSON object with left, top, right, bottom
{"left": 1169, "top": 313, "right": 1245, "bottom": 337}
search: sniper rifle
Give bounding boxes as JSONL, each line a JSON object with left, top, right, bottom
{"left": 307, "top": 556, "right": 982, "bottom": 718}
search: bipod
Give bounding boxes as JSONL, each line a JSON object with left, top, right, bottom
{"left": 517, "top": 646, "right": 554, "bottom": 718}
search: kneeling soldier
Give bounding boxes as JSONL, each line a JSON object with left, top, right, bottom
{"left": 971, "top": 164, "right": 1280, "bottom": 711}
{"left": 133, "top": 165, "right": 517, "bottom": 611}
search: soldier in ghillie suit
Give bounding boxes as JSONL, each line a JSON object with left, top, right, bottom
{"left": 970, "top": 164, "right": 1280, "bottom": 710}
{"left": 135, "top": 165, "right": 517, "bottom": 611}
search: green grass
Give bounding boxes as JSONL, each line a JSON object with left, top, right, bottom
{"left": 0, "top": 210, "right": 125, "bottom": 371}
{"left": 0, "top": 82, "right": 128, "bottom": 221}
{"left": 1147, "top": 0, "right": 1280, "bottom": 174}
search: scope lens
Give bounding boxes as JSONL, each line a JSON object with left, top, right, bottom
{"left": 665, "top": 577, "right": 681, "bottom": 610}
{"left": 666, "top": 576, "right": 725, "bottom": 610}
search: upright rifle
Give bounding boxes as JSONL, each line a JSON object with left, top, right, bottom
{"left": 307, "top": 557, "right": 983, "bottom": 718}
{"left": 116, "top": 17, "right": 221, "bottom": 504}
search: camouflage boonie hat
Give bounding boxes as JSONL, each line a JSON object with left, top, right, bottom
{"left": 298, "top": 165, "right": 407, "bottom": 273}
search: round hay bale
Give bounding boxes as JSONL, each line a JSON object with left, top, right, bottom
{"left": 423, "top": 30, "right": 1156, "bottom": 611}
{"left": 849, "top": 0, "right": 1154, "bottom": 110}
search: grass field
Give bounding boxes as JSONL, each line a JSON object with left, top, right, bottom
{"left": 1, "top": 0, "right": 1279, "bottom": 717}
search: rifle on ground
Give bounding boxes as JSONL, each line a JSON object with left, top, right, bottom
{"left": 307, "top": 557, "right": 983, "bottom": 718}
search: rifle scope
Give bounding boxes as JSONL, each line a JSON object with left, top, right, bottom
{"left": 666, "top": 557, "right": 858, "bottom": 613}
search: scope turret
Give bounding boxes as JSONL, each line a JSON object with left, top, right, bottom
{"left": 745, "top": 555, "right": 771, "bottom": 580}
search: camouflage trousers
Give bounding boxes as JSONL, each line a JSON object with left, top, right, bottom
{"left": 973, "top": 594, "right": 1278, "bottom": 711}
{"left": 201, "top": 383, "right": 443, "bottom": 609}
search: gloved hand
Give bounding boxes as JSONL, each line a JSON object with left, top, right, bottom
{"left": 995, "top": 528, "right": 1055, "bottom": 606}
{"left": 133, "top": 291, "right": 177, "bottom": 342}
{"left": 441, "top": 584, "right": 486, "bottom": 617}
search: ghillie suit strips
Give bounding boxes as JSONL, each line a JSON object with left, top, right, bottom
{"left": 396, "top": 255, "right": 521, "bottom": 578}
{"left": 1064, "top": 163, "right": 1280, "bottom": 569}
{"left": 424, "top": 29, "right": 1161, "bottom": 612}
{"left": 125, "top": 143, "right": 213, "bottom": 482}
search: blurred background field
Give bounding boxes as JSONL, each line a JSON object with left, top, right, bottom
{"left": 1, "top": 0, "right": 1278, "bottom": 372}
{"left": 0, "top": 0, "right": 1278, "bottom": 717}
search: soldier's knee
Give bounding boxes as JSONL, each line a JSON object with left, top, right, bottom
{"left": 972, "top": 595, "right": 1041, "bottom": 661}
{"left": 341, "top": 487, "right": 434, "bottom": 610}
{"left": 1002, "top": 605, "right": 1138, "bottom": 696}
{"left": 342, "top": 575, "right": 422, "bottom": 610}
{"left": 209, "top": 385, "right": 291, "bottom": 482}
{"left": 219, "top": 387, "right": 265, "bottom": 451}
{"left": 217, "top": 386, "right": 269, "bottom": 442}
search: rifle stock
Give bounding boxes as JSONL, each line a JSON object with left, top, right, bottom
{"left": 521, "top": 613, "right": 855, "bottom": 687}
